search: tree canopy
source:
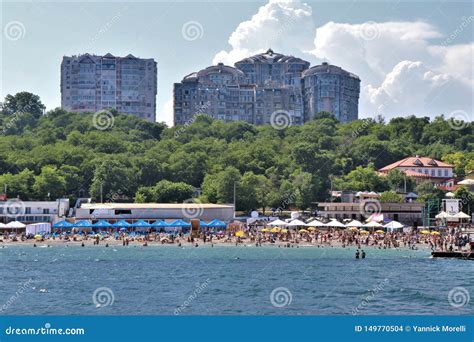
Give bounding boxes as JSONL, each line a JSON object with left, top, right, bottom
{"left": 0, "top": 92, "right": 472, "bottom": 210}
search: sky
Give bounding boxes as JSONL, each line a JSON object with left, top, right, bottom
{"left": 1, "top": 0, "right": 473, "bottom": 126}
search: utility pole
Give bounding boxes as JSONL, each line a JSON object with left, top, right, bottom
{"left": 233, "top": 181, "right": 236, "bottom": 219}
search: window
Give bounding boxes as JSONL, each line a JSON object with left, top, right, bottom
{"left": 43, "top": 209, "right": 50, "bottom": 214}
{"left": 25, "top": 207, "right": 31, "bottom": 214}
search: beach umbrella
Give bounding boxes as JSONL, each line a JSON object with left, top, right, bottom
{"left": 360, "top": 230, "right": 369, "bottom": 234}
{"left": 325, "top": 219, "right": 346, "bottom": 228}
{"left": 261, "top": 228, "right": 270, "bottom": 233}
{"left": 348, "top": 227, "right": 359, "bottom": 231}
{"left": 435, "top": 211, "right": 449, "bottom": 219}
{"left": 384, "top": 221, "right": 404, "bottom": 230}
{"left": 287, "top": 219, "right": 307, "bottom": 227}
{"left": 445, "top": 192, "right": 455, "bottom": 198}
{"left": 6, "top": 221, "right": 26, "bottom": 229}
{"left": 34, "top": 234, "right": 42, "bottom": 240}
{"left": 113, "top": 220, "right": 131, "bottom": 228}
{"left": 281, "top": 229, "right": 288, "bottom": 233}
{"left": 458, "top": 179, "right": 474, "bottom": 185}
{"left": 268, "top": 219, "right": 288, "bottom": 227}
{"left": 52, "top": 220, "right": 73, "bottom": 229}
{"left": 375, "top": 230, "right": 385, "bottom": 234}
{"left": 454, "top": 212, "right": 470, "bottom": 219}
{"left": 270, "top": 227, "right": 281, "bottom": 233}
{"left": 308, "top": 227, "right": 317, "bottom": 231}
{"left": 235, "top": 231, "right": 245, "bottom": 237}
{"left": 345, "top": 219, "right": 363, "bottom": 228}
{"left": 306, "top": 220, "right": 326, "bottom": 227}
{"left": 364, "top": 221, "right": 383, "bottom": 228}
{"left": 299, "top": 229, "right": 309, "bottom": 233}
{"left": 420, "top": 230, "right": 430, "bottom": 234}
{"left": 431, "top": 231, "right": 441, "bottom": 235}
{"left": 199, "top": 220, "right": 208, "bottom": 227}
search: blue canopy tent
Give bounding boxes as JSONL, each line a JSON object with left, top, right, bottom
{"left": 113, "top": 220, "right": 131, "bottom": 228}
{"left": 73, "top": 220, "right": 93, "bottom": 233}
{"left": 151, "top": 220, "right": 169, "bottom": 232}
{"left": 131, "top": 219, "right": 151, "bottom": 233}
{"left": 168, "top": 219, "right": 191, "bottom": 233}
{"left": 92, "top": 220, "right": 112, "bottom": 232}
{"left": 52, "top": 220, "right": 73, "bottom": 229}
{"left": 206, "top": 219, "right": 227, "bottom": 232}
{"left": 200, "top": 220, "right": 208, "bottom": 227}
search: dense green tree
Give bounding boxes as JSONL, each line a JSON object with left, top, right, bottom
{"left": 380, "top": 191, "right": 403, "bottom": 203}
{"left": 1, "top": 92, "right": 45, "bottom": 119}
{"left": 33, "top": 166, "right": 67, "bottom": 200}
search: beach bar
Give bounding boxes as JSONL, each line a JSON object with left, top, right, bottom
{"left": 75, "top": 203, "right": 234, "bottom": 222}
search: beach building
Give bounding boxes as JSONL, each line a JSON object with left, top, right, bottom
{"left": 0, "top": 199, "right": 70, "bottom": 224}
{"left": 378, "top": 156, "right": 454, "bottom": 187}
{"left": 317, "top": 202, "right": 424, "bottom": 226}
{"left": 75, "top": 203, "right": 234, "bottom": 223}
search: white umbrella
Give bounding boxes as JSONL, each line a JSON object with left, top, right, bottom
{"left": 454, "top": 211, "right": 470, "bottom": 219}
{"left": 384, "top": 221, "right": 404, "bottom": 230}
{"left": 435, "top": 211, "right": 449, "bottom": 219}
{"left": 0, "top": 223, "right": 6, "bottom": 228}
{"left": 445, "top": 192, "right": 455, "bottom": 198}
{"left": 458, "top": 179, "right": 474, "bottom": 185}
{"left": 306, "top": 220, "right": 326, "bottom": 227}
{"left": 5, "top": 221, "right": 26, "bottom": 228}
{"left": 364, "top": 221, "right": 383, "bottom": 228}
{"left": 325, "top": 219, "right": 346, "bottom": 228}
{"left": 287, "top": 219, "right": 307, "bottom": 227}
{"left": 267, "top": 219, "right": 288, "bottom": 226}
{"left": 345, "top": 219, "right": 363, "bottom": 228}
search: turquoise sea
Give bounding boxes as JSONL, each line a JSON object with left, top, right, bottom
{"left": 0, "top": 245, "right": 472, "bottom": 315}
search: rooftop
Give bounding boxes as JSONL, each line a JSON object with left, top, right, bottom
{"left": 302, "top": 62, "right": 360, "bottom": 80}
{"left": 379, "top": 156, "right": 453, "bottom": 172}
{"left": 80, "top": 203, "right": 234, "bottom": 209}
{"left": 235, "top": 49, "right": 310, "bottom": 66}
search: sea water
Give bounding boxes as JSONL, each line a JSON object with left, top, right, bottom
{"left": 0, "top": 245, "right": 472, "bottom": 315}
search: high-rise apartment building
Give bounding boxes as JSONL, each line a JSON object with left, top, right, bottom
{"left": 174, "top": 49, "right": 360, "bottom": 126}
{"left": 61, "top": 53, "right": 157, "bottom": 122}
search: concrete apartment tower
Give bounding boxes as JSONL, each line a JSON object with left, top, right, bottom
{"left": 61, "top": 53, "right": 157, "bottom": 122}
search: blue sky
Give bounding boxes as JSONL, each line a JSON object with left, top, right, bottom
{"left": 1, "top": 0, "right": 472, "bottom": 125}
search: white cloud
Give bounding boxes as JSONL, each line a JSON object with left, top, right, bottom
{"left": 213, "top": 0, "right": 315, "bottom": 65}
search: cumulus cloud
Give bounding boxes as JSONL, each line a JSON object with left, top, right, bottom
{"left": 213, "top": 0, "right": 315, "bottom": 65}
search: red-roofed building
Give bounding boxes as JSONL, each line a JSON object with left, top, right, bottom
{"left": 379, "top": 155, "right": 454, "bottom": 187}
